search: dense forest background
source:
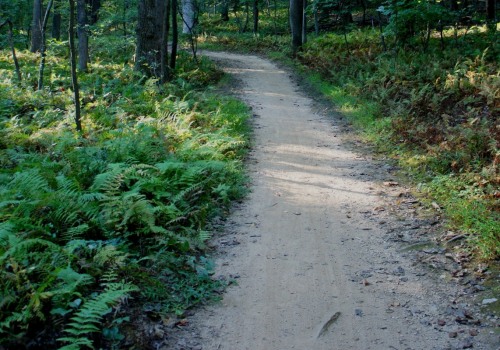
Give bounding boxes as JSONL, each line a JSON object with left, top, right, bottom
{"left": 0, "top": 0, "right": 498, "bottom": 348}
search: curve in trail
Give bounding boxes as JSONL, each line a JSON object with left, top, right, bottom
{"left": 191, "top": 52, "right": 491, "bottom": 350}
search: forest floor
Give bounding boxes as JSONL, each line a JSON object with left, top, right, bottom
{"left": 158, "top": 52, "right": 499, "bottom": 350}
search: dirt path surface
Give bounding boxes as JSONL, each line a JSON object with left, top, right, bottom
{"left": 163, "top": 52, "right": 498, "bottom": 350}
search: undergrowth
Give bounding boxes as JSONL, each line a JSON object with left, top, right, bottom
{"left": 297, "top": 29, "right": 499, "bottom": 260}
{"left": 0, "top": 39, "right": 249, "bottom": 348}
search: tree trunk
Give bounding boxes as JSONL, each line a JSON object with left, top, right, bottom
{"left": 313, "top": 0, "right": 319, "bottom": 35}
{"left": 136, "top": 0, "right": 164, "bottom": 76}
{"left": 0, "top": 20, "right": 22, "bottom": 82}
{"left": 123, "top": 0, "right": 128, "bottom": 36}
{"left": 486, "top": 0, "right": 495, "bottom": 21}
{"left": 85, "top": 0, "right": 101, "bottom": 24}
{"left": 170, "top": 0, "right": 178, "bottom": 70}
{"left": 253, "top": 0, "right": 259, "bottom": 34}
{"left": 38, "top": 0, "right": 54, "bottom": 90}
{"left": 69, "top": 0, "right": 82, "bottom": 132}
{"left": 31, "top": 0, "right": 43, "bottom": 52}
{"left": 77, "top": 0, "right": 89, "bottom": 71}
{"left": 182, "top": 0, "right": 195, "bottom": 34}
{"left": 359, "top": 0, "right": 367, "bottom": 24}
{"left": 301, "top": 0, "right": 307, "bottom": 44}
{"left": 161, "top": 0, "right": 171, "bottom": 83}
{"left": 243, "top": 1, "right": 250, "bottom": 32}
{"left": 290, "top": 0, "right": 303, "bottom": 54}
{"left": 52, "top": 2, "right": 61, "bottom": 40}
{"left": 221, "top": 0, "right": 230, "bottom": 21}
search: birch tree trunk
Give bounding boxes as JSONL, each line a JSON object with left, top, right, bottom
{"left": 182, "top": 0, "right": 195, "bottom": 34}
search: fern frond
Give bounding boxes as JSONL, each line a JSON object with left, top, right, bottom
{"left": 0, "top": 221, "right": 15, "bottom": 246}
{"left": 90, "top": 164, "right": 126, "bottom": 195}
{"left": 57, "top": 337, "right": 94, "bottom": 350}
{"left": 0, "top": 238, "right": 64, "bottom": 265}
{"left": 8, "top": 169, "right": 51, "bottom": 198}
{"left": 54, "top": 267, "right": 94, "bottom": 295}
{"left": 58, "top": 282, "right": 138, "bottom": 349}
{"left": 62, "top": 224, "right": 90, "bottom": 241}
{"left": 93, "top": 245, "right": 128, "bottom": 268}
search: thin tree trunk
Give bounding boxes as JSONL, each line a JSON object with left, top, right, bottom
{"left": 161, "top": 0, "right": 170, "bottom": 83}
{"left": 423, "top": 21, "right": 431, "bottom": 52}
{"left": 438, "top": 20, "right": 445, "bottom": 50}
{"left": 243, "top": 1, "right": 250, "bottom": 32}
{"left": 123, "top": 0, "right": 128, "bottom": 36}
{"left": 313, "top": 1, "right": 319, "bottom": 36}
{"left": 170, "top": 0, "right": 178, "bottom": 71}
{"left": 182, "top": 0, "right": 195, "bottom": 34}
{"left": 301, "top": 0, "right": 307, "bottom": 44}
{"left": 273, "top": 0, "right": 278, "bottom": 36}
{"left": 253, "top": 0, "right": 259, "bottom": 34}
{"left": 85, "top": 0, "right": 101, "bottom": 24}
{"left": 359, "top": 0, "right": 367, "bottom": 24}
{"left": 52, "top": 3, "right": 61, "bottom": 40}
{"left": 378, "top": 12, "right": 387, "bottom": 51}
{"left": 38, "top": 0, "right": 54, "bottom": 90}
{"left": 486, "top": 0, "right": 495, "bottom": 23}
{"left": 0, "top": 20, "right": 22, "bottom": 82}
{"left": 31, "top": 0, "right": 43, "bottom": 52}
{"left": 69, "top": 0, "right": 82, "bottom": 132}
{"left": 77, "top": 0, "right": 89, "bottom": 71}
{"left": 221, "top": 0, "right": 230, "bottom": 21}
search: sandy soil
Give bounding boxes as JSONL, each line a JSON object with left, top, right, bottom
{"left": 159, "top": 52, "right": 499, "bottom": 350}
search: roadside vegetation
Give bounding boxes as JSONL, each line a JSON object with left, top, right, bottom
{"left": 0, "top": 9, "right": 249, "bottom": 349}
{"left": 196, "top": 3, "right": 499, "bottom": 261}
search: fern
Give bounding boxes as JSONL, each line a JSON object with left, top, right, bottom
{"left": 58, "top": 282, "right": 138, "bottom": 350}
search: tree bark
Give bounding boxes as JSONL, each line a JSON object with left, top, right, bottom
{"left": 486, "top": 0, "right": 495, "bottom": 21}
{"left": 123, "top": 0, "right": 128, "bottom": 36}
{"left": 161, "top": 0, "right": 171, "bottom": 83}
{"left": 182, "top": 0, "right": 195, "bottom": 34}
{"left": 290, "top": 0, "right": 303, "bottom": 54}
{"left": 313, "top": 0, "right": 319, "bottom": 35}
{"left": 69, "top": 0, "right": 82, "bottom": 132}
{"left": 38, "top": 0, "right": 54, "bottom": 90}
{"left": 221, "top": 0, "right": 230, "bottom": 21}
{"left": 0, "top": 20, "right": 22, "bottom": 82}
{"left": 301, "top": 0, "right": 307, "bottom": 44}
{"left": 85, "top": 0, "right": 101, "bottom": 24}
{"left": 77, "top": 0, "right": 89, "bottom": 71}
{"left": 253, "top": 0, "right": 259, "bottom": 34}
{"left": 170, "top": 0, "right": 178, "bottom": 70}
{"left": 31, "top": 0, "right": 43, "bottom": 52}
{"left": 136, "top": 0, "right": 164, "bottom": 76}
{"left": 52, "top": 2, "right": 61, "bottom": 40}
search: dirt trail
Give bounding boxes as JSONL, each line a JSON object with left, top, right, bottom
{"left": 166, "top": 52, "right": 498, "bottom": 350}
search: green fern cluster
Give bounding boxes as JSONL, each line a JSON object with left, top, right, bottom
{"left": 0, "top": 46, "right": 249, "bottom": 348}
